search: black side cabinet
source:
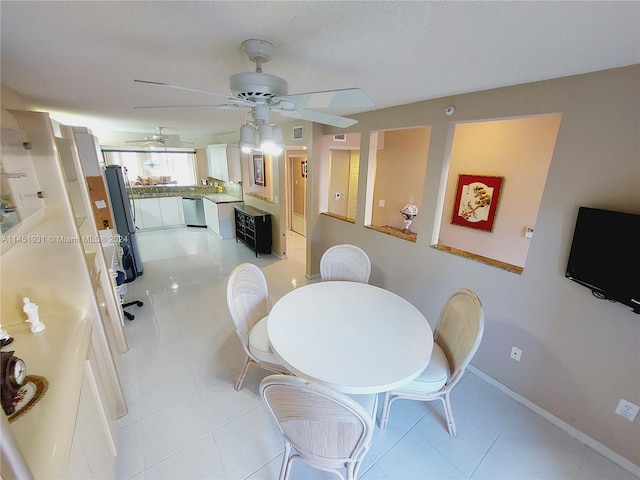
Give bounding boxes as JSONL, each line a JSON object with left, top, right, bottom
{"left": 234, "top": 205, "right": 272, "bottom": 256}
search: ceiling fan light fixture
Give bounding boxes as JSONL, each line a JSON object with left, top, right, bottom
{"left": 272, "top": 125, "right": 284, "bottom": 144}
{"left": 269, "top": 125, "right": 285, "bottom": 155}
{"left": 262, "top": 143, "right": 282, "bottom": 155}
{"left": 136, "top": 39, "right": 374, "bottom": 142}
{"left": 239, "top": 124, "right": 256, "bottom": 153}
{"left": 258, "top": 123, "right": 274, "bottom": 150}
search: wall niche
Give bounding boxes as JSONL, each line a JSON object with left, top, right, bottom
{"left": 434, "top": 114, "right": 562, "bottom": 273}
{"left": 365, "top": 126, "right": 431, "bottom": 242}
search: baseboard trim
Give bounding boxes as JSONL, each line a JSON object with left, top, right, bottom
{"left": 467, "top": 365, "right": 640, "bottom": 478}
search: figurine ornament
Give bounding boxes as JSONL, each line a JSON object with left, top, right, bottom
{"left": 23, "top": 297, "right": 45, "bottom": 333}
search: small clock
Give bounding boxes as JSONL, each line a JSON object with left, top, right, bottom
{"left": 1, "top": 350, "right": 27, "bottom": 415}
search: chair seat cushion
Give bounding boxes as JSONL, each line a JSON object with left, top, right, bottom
{"left": 396, "top": 342, "right": 449, "bottom": 393}
{"left": 248, "top": 316, "right": 282, "bottom": 364}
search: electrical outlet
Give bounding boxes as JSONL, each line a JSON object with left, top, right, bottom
{"left": 510, "top": 346, "right": 522, "bottom": 361}
{"left": 378, "top": 199, "right": 385, "bottom": 207}
{"left": 615, "top": 399, "right": 639, "bottom": 421}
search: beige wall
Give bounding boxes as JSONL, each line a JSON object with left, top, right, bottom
{"left": 328, "top": 150, "right": 351, "bottom": 217}
{"left": 1, "top": 84, "right": 27, "bottom": 110}
{"left": 370, "top": 126, "right": 431, "bottom": 230}
{"left": 310, "top": 65, "right": 640, "bottom": 467}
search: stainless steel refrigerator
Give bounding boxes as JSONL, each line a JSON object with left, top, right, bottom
{"left": 105, "top": 165, "right": 143, "bottom": 276}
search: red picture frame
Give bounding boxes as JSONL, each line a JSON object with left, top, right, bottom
{"left": 451, "top": 174, "right": 504, "bottom": 232}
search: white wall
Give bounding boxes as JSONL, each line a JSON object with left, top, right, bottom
{"left": 310, "top": 66, "right": 640, "bottom": 466}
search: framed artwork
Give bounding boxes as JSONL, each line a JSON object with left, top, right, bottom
{"left": 253, "top": 155, "right": 265, "bottom": 186}
{"left": 301, "top": 160, "right": 307, "bottom": 178}
{"left": 451, "top": 174, "right": 504, "bottom": 232}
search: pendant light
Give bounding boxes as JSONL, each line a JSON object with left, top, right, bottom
{"left": 237, "top": 106, "right": 284, "bottom": 155}
{"left": 239, "top": 124, "right": 254, "bottom": 153}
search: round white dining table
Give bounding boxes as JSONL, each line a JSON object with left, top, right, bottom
{"left": 267, "top": 281, "right": 433, "bottom": 394}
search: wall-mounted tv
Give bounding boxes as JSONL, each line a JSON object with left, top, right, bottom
{"left": 565, "top": 207, "right": 640, "bottom": 314}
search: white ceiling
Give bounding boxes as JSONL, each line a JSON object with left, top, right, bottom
{"left": 1, "top": 1, "right": 639, "bottom": 147}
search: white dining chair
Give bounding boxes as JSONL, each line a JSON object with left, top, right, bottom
{"left": 260, "top": 374, "right": 375, "bottom": 480}
{"left": 379, "top": 288, "right": 485, "bottom": 436}
{"left": 226, "top": 263, "right": 289, "bottom": 391}
{"left": 320, "top": 244, "right": 371, "bottom": 283}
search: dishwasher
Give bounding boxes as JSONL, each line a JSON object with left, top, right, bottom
{"left": 182, "top": 197, "right": 206, "bottom": 227}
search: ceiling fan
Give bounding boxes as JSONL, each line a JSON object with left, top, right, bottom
{"left": 134, "top": 39, "right": 375, "bottom": 129}
{"left": 125, "top": 126, "right": 193, "bottom": 147}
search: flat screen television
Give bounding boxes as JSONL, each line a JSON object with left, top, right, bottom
{"left": 565, "top": 207, "right": 640, "bottom": 314}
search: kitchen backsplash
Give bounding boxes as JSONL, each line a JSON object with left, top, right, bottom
{"left": 211, "top": 178, "right": 242, "bottom": 198}
{"left": 129, "top": 178, "right": 242, "bottom": 198}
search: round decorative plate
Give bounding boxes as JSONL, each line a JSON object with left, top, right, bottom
{"left": 8, "top": 375, "right": 48, "bottom": 423}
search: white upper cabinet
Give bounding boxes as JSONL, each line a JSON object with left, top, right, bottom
{"left": 206, "top": 144, "right": 241, "bottom": 182}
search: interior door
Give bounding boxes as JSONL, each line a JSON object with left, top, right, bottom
{"left": 289, "top": 154, "right": 307, "bottom": 237}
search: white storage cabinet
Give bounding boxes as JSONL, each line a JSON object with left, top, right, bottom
{"left": 206, "top": 144, "right": 242, "bottom": 182}
{"left": 1, "top": 110, "right": 125, "bottom": 478}
{"left": 203, "top": 198, "right": 241, "bottom": 239}
{"left": 134, "top": 196, "right": 183, "bottom": 229}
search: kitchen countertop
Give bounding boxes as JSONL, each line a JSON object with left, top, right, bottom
{"left": 202, "top": 194, "right": 243, "bottom": 204}
{"left": 131, "top": 193, "right": 242, "bottom": 203}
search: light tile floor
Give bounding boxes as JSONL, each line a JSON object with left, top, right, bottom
{"left": 115, "top": 227, "right": 637, "bottom": 480}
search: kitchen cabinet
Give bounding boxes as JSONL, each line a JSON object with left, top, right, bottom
{"left": 203, "top": 197, "right": 241, "bottom": 238}
{"left": 234, "top": 204, "right": 272, "bottom": 256}
{"left": 138, "top": 198, "right": 162, "bottom": 229}
{"left": 203, "top": 197, "right": 220, "bottom": 235}
{"left": 207, "top": 144, "right": 241, "bottom": 182}
{"left": 159, "top": 197, "right": 184, "bottom": 226}
{"left": 134, "top": 197, "right": 184, "bottom": 229}
{"left": 133, "top": 203, "right": 144, "bottom": 229}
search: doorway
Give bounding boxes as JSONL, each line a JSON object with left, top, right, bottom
{"left": 288, "top": 152, "right": 307, "bottom": 237}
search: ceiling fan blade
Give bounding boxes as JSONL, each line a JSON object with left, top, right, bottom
{"left": 125, "top": 140, "right": 156, "bottom": 146}
{"left": 134, "top": 79, "right": 255, "bottom": 107}
{"left": 134, "top": 104, "right": 246, "bottom": 110}
{"left": 275, "top": 88, "right": 374, "bottom": 110}
{"left": 275, "top": 108, "right": 358, "bottom": 128}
